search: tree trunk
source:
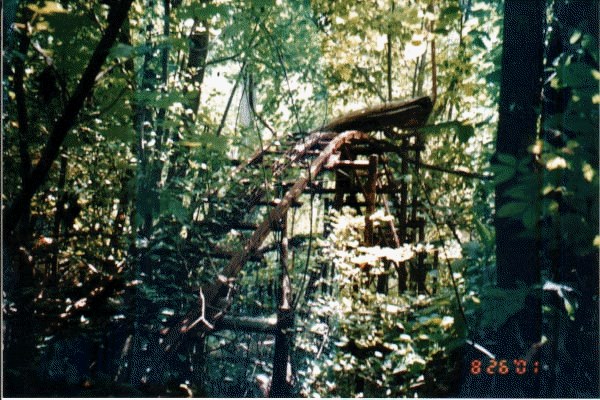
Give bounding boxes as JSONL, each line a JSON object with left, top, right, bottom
{"left": 495, "top": 0, "right": 545, "bottom": 287}
{"left": 491, "top": 0, "right": 546, "bottom": 396}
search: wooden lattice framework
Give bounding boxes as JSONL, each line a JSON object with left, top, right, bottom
{"left": 152, "top": 96, "right": 434, "bottom": 393}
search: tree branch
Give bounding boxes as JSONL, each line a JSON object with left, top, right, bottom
{"left": 13, "top": 32, "right": 32, "bottom": 187}
{"left": 4, "top": 0, "right": 134, "bottom": 237}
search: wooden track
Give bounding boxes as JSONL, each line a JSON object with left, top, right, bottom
{"left": 155, "top": 96, "right": 434, "bottom": 359}
{"left": 322, "top": 96, "right": 432, "bottom": 133}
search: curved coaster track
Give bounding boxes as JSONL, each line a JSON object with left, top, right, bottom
{"left": 154, "top": 96, "right": 434, "bottom": 393}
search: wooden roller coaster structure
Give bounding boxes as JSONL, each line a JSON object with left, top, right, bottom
{"left": 151, "top": 96, "right": 435, "bottom": 392}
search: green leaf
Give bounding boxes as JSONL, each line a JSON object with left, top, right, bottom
{"left": 497, "top": 201, "right": 528, "bottom": 218}
{"left": 194, "top": 4, "right": 230, "bottom": 19}
{"left": 110, "top": 43, "right": 135, "bottom": 59}
{"left": 516, "top": 157, "right": 531, "bottom": 173}
{"left": 563, "top": 111, "right": 596, "bottom": 135}
{"left": 474, "top": 219, "right": 494, "bottom": 248}
{"left": 504, "top": 185, "right": 529, "bottom": 200}
{"left": 160, "top": 192, "right": 190, "bottom": 222}
{"left": 457, "top": 123, "right": 474, "bottom": 143}
{"left": 441, "top": 6, "right": 461, "bottom": 17}
{"left": 471, "top": 9, "right": 491, "bottom": 19}
{"left": 44, "top": 13, "right": 89, "bottom": 38}
{"left": 472, "top": 36, "right": 486, "bottom": 49}
{"left": 103, "top": 125, "right": 135, "bottom": 143}
{"left": 557, "top": 62, "right": 596, "bottom": 89}
{"left": 419, "top": 120, "right": 473, "bottom": 142}
{"left": 521, "top": 207, "right": 538, "bottom": 230}
{"left": 154, "top": 91, "right": 187, "bottom": 108}
{"left": 581, "top": 34, "right": 599, "bottom": 64}
{"left": 63, "top": 132, "right": 84, "bottom": 148}
{"left": 490, "top": 164, "right": 516, "bottom": 185}
{"left": 563, "top": 298, "right": 576, "bottom": 320}
{"left": 481, "top": 285, "right": 530, "bottom": 331}
{"left": 569, "top": 30, "right": 582, "bottom": 44}
{"left": 486, "top": 69, "right": 501, "bottom": 84}
{"left": 496, "top": 153, "right": 517, "bottom": 166}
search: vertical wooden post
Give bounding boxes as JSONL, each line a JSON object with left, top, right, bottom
{"left": 377, "top": 193, "right": 399, "bottom": 295}
{"left": 323, "top": 197, "right": 336, "bottom": 295}
{"left": 364, "top": 154, "right": 378, "bottom": 246}
{"left": 271, "top": 214, "right": 293, "bottom": 397}
{"left": 410, "top": 140, "right": 421, "bottom": 238}
{"left": 353, "top": 154, "right": 378, "bottom": 395}
{"left": 397, "top": 141, "right": 409, "bottom": 294}
{"left": 432, "top": 249, "right": 439, "bottom": 294}
{"left": 322, "top": 197, "right": 331, "bottom": 295}
{"left": 333, "top": 147, "right": 349, "bottom": 210}
{"left": 417, "top": 218, "right": 426, "bottom": 293}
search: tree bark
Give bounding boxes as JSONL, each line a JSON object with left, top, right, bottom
{"left": 495, "top": 0, "right": 545, "bottom": 287}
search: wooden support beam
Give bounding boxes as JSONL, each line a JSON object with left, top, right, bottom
{"left": 256, "top": 235, "right": 309, "bottom": 255}
{"left": 257, "top": 199, "right": 303, "bottom": 208}
{"left": 326, "top": 159, "right": 371, "bottom": 170}
{"left": 230, "top": 221, "right": 258, "bottom": 231}
{"left": 386, "top": 146, "right": 409, "bottom": 295}
{"left": 311, "top": 185, "right": 397, "bottom": 195}
{"left": 377, "top": 175, "right": 402, "bottom": 294}
{"left": 360, "top": 139, "right": 490, "bottom": 180}
{"left": 364, "top": 155, "right": 378, "bottom": 246}
{"left": 333, "top": 152, "right": 352, "bottom": 209}
{"left": 350, "top": 141, "right": 424, "bottom": 155}
{"left": 214, "top": 314, "right": 278, "bottom": 333}
{"left": 278, "top": 214, "right": 292, "bottom": 311}
{"left": 416, "top": 217, "right": 427, "bottom": 293}
{"left": 271, "top": 213, "right": 294, "bottom": 397}
{"left": 208, "top": 249, "right": 263, "bottom": 263}
{"left": 280, "top": 180, "right": 324, "bottom": 190}
{"left": 405, "top": 218, "right": 426, "bottom": 229}
{"left": 410, "top": 138, "right": 422, "bottom": 224}
{"left": 304, "top": 150, "right": 321, "bottom": 156}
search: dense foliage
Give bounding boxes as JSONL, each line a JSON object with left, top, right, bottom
{"left": 2, "top": 0, "right": 598, "bottom": 397}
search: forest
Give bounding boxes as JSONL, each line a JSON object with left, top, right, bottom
{"left": 2, "top": 0, "right": 599, "bottom": 398}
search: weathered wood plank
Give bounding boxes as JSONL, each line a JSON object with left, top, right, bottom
{"left": 321, "top": 96, "right": 432, "bottom": 133}
{"left": 214, "top": 314, "right": 278, "bottom": 333}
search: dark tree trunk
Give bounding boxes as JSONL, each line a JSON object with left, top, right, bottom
{"left": 491, "top": 0, "right": 546, "bottom": 397}
{"left": 495, "top": 0, "right": 545, "bottom": 290}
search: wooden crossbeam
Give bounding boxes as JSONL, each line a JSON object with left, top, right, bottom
{"left": 326, "top": 159, "right": 371, "bottom": 170}
{"left": 214, "top": 314, "right": 278, "bottom": 334}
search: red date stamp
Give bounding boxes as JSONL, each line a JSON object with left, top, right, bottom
{"left": 470, "top": 359, "right": 540, "bottom": 375}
